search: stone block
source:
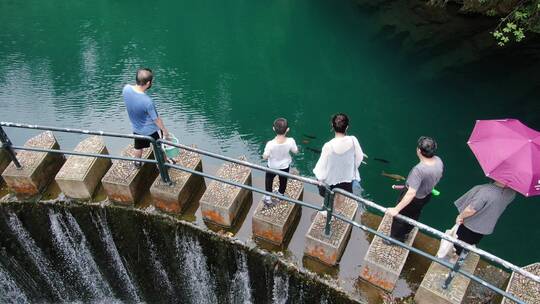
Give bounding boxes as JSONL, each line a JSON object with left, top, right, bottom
{"left": 252, "top": 172, "right": 303, "bottom": 245}
{"left": 501, "top": 262, "right": 540, "bottom": 304}
{"left": 1, "top": 131, "right": 64, "bottom": 199}
{"left": 415, "top": 253, "right": 480, "bottom": 304}
{"left": 150, "top": 147, "right": 204, "bottom": 214}
{"left": 199, "top": 156, "right": 251, "bottom": 227}
{"left": 304, "top": 193, "right": 358, "bottom": 266}
{"left": 359, "top": 214, "right": 418, "bottom": 291}
{"left": 101, "top": 144, "right": 156, "bottom": 205}
{"left": 55, "top": 136, "right": 111, "bottom": 200}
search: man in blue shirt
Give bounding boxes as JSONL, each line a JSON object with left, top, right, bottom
{"left": 123, "top": 68, "right": 171, "bottom": 167}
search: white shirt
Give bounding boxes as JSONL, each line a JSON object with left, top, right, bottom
{"left": 263, "top": 137, "right": 298, "bottom": 169}
{"left": 313, "top": 136, "right": 363, "bottom": 185}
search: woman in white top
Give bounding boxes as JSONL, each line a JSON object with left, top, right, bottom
{"left": 313, "top": 113, "right": 363, "bottom": 193}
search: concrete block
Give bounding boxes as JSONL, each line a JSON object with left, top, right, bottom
{"left": 304, "top": 194, "right": 358, "bottom": 266}
{"left": 55, "top": 136, "right": 111, "bottom": 200}
{"left": 0, "top": 148, "right": 10, "bottom": 184}
{"left": 252, "top": 172, "right": 303, "bottom": 245}
{"left": 101, "top": 144, "right": 156, "bottom": 205}
{"left": 359, "top": 214, "right": 418, "bottom": 291}
{"left": 501, "top": 262, "right": 540, "bottom": 304}
{"left": 199, "top": 156, "right": 251, "bottom": 227}
{"left": 415, "top": 253, "right": 480, "bottom": 304}
{"left": 1, "top": 131, "right": 64, "bottom": 199}
{"left": 150, "top": 147, "right": 204, "bottom": 214}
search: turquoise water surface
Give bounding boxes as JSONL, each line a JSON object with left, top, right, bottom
{"left": 0, "top": 0, "right": 538, "bottom": 265}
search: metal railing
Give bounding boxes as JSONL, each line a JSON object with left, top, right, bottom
{"left": 0, "top": 121, "right": 538, "bottom": 304}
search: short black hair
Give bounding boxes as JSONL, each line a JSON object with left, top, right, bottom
{"left": 417, "top": 136, "right": 437, "bottom": 158}
{"left": 136, "top": 68, "right": 153, "bottom": 86}
{"left": 331, "top": 113, "right": 349, "bottom": 133}
{"left": 273, "top": 118, "right": 288, "bottom": 135}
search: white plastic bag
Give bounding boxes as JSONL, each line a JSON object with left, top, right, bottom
{"left": 436, "top": 224, "right": 459, "bottom": 258}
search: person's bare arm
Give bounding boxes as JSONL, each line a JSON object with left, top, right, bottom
{"left": 154, "top": 117, "right": 169, "bottom": 138}
{"left": 456, "top": 206, "right": 477, "bottom": 224}
{"left": 386, "top": 187, "right": 417, "bottom": 217}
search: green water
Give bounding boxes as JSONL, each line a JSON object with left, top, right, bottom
{"left": 1, "top": 0, "right": 538, "bottom": 265}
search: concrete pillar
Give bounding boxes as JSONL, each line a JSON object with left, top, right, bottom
{"left": 415, "top": 253, "right": 480, "bottom": 304}
{"left": 55, "top": 136, "right": 111, "bottom": 200}
{"left": 101, "top": 144, "right": 156, "bottom": 205}
{"left": 199, "top": 156, "right": 251, "bottom": 227}
{"left": 359, "top": 214, "right": 418, "bottom": 291}
{"left": 150, "top": 147, "right": 205, "bottom": 214}
{"left": 1, "top": 131, "right": 64, "bottom": 199}
{"left": 304, "top": 193, "right": 358, "bottom": 266}
{"left": 252, "top": 171, "right": 304, "bottom": 245}
{"left": 501, "top": 262, "right": 540, "bottom": 304}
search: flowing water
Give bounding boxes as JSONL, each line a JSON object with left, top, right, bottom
{"left": 174, "top": 231, "right": 219, "bottom": 304}
{"left": 0, "top": 203, "right": 351, "bottom": 303}
{"left": 91, "top": 211, "right": 141, "bottom": 302}
{"left": 0, "top": 263, "right": 29, "bottom": 304}
{"left": 48, "top": 210, "right": 115, "bottom": 301}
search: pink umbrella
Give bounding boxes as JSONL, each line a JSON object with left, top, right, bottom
{"left": 467, "top": 119, "right": 540, "bottom": 197}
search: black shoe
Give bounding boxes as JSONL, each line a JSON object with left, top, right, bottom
{"left": 134, "top": 161, "right": 143, "bottom": 169}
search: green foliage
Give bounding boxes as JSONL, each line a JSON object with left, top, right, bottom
{"left": 491, "top": 0, "right": 539, "bottom": 46}
{"left": 486, "top": 9, "right": 498, "bottom": 16}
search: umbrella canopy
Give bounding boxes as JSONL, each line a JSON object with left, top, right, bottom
{"left": 468, "top": 119, "right": 540, "bottom": 197}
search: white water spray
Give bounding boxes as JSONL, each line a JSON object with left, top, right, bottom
{"left": 49, "top": 210, "right": 114, "bottom": 300}
{"left": 174, "top": 231, "right": 218, "bottom": 304}
{"left": 0, "top": 263, "right": 29, "bottom": 304}
{"left": 229, "top": 251, "right": 253, "bottom": 304}
{"left": 6, "top": 211, "right": 68, "bottom": 301}
{"left": 142, "top": 228, "right": 174, "bottom": 299}
{"left": 91, "top": 210, "right": 141, "bottom": 302}
{"left": 272, "top": 271, "right": 289, "bottom": 304}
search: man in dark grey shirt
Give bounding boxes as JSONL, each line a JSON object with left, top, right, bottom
{"left": 386, "top": 136, "right": 444, "bottom": 243}
{"left": 453, "top": 181, "right": 516, "bottom": 256}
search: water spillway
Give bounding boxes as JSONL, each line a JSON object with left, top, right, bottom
{"left": 0, "top": 201, "right": 355, "bottom": 303}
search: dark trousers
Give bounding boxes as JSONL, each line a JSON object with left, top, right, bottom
{"left": 265, "top": 167, "right": 290, "bottom": 194}
{"left": 454, "top": 224, "right": 484, "bottom": 255}
{"left": 330, "top": 182, "right": 353, "bottom": 193}
{"left": 390, "top": 189, "right": 432, "bottom": 242}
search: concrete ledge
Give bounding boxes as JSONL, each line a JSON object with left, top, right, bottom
{"left": 101, "top": 144, "right": 156, "bottom": 205}
{"left": 55, "top": 136, "right": 111, "bottom": 200}
{"left": 359, "top": 214, "right": 418, "bottom": 291}
{"left": 304, "top": 194, "right": 358, "bottom": 266}
{"left": 199, "top": 156, "right": 251, "bottom": 227}
{"left": 415, "top": 253, "right": 480, "bottom": 304}
{"left": 1, "top": 131, "right": 64, "bottom": 199}
{"left": 252, "top": 171, "right": 303, "bottom": 245}
{"left": 150, "top": 147, "right": 204, "bottom": 214}
{"left": 501, "top": 262, "right": 540, "bottom": 304}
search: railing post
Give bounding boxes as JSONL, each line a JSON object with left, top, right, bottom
{"left": 150, "top": 140, "right": 172, "bottom": 185}
{"left": 0, "top": 125, "right": 21, "bottom": 169}
{"left": 442, "top": 249, "right": 469, "bottom": 289}
{"left": 323, "top": 186, "right": 335, "bottom": 236}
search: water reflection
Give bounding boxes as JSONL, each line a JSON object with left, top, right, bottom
{"left": 0, "top": 0, "right": 538, "bottom": 265}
